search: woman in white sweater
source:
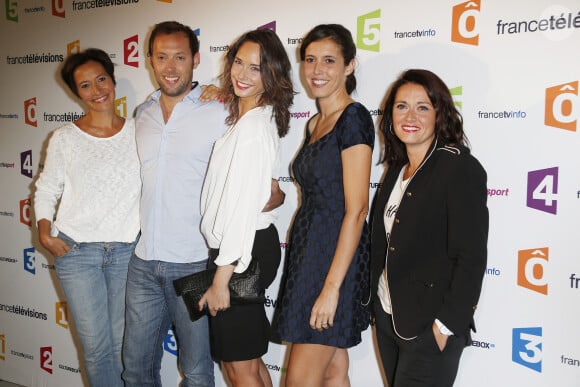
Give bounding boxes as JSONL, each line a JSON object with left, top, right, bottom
{"left": 34, "top": 48, "right": 140, "bottom": 387}
{"left": 199, "top": 29, "right": 294, "bottom": 387}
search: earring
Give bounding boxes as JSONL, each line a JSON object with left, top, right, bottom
{"left": 389, "top": 123, "right": 394, "bottom": 134}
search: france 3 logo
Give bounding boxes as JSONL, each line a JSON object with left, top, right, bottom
{"left": 545, "top": 80, "right": 578, "bottom": 132}
{"left": 163, "top": 325, "right": 178, "bottom": 356}
{"left": 40, "top": 346, "right": 53, "bottom": 374}
{"left": 512, "top": 327, "right": 542, "bottom": 373}
{"left": 527, "top": 167, "right": 558, "bottom": 215}
{"left": 451, "top": 0, "right": 481, "bottom": 46}
{"left": 23, "top": 247, "right": 36, "bottom": 275}
{"left": 517, "top": 247, "right": 548, "bottom": 295}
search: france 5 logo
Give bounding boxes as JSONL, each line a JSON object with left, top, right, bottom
{"left": 356, "top": 9, "right": 381, "bottom": 52}
{"left": 527, "top": 167, "right": 558, "bottom": 215}
{"left": 545, "top": 81, "right": 578, "bottom": 132}
{"left": 451, "top": 0, "right": 480, "bottom": 46}
{"left": 512, "top": 327, "right": 542, "bottom": 373}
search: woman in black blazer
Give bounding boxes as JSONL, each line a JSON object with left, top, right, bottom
{"left": 370, "top": 69, "right": 488, "bottom": 387}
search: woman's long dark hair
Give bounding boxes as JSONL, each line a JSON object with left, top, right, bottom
{"left": 379, "top": 69, "right": 467, "bottom": 167}
{"left": 221, "top": 29, "right": 295, "bottom": 137}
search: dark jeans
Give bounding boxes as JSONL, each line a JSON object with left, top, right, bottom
{"left": 374, "top": 300, "right": 465, "bottom": 387}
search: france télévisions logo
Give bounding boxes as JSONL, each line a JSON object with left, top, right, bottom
{"left": 163, "top": 326, "right": 178, "bottom": 356}
{"left": 40, "top": 346, "right": 53, "bottom": 374}
{"left": 52, "top": 0, "right": 65, "bottom": 18}
{"left": 124, "top": 35, "right": 138, "bottom": 68}
{"left": 517, "top": 247, "right": 548, "bottom": 295}
{"left": 527, "top": 167, "right": 558, "bottom": 214}
{"left": 24, "top": 97, "right": 37, "bottom": 127}
{"left": 451, "top": 0, "right": 480, "bottom": 46}
{"left": 512, "top": 327, "right": 542, "bottom": 373}
{"left": 545, "top": 81, "right": 578, "bottom": 131}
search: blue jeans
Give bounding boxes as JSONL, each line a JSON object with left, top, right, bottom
{"left": 54, "top": 232, "right": 136, "bottom": 387}
{"left": 123, "top": 255, "right": 214, "bottom": 387}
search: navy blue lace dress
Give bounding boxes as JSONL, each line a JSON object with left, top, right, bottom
{"left": 272, "top": 102, "right": 374, "bottom": 348}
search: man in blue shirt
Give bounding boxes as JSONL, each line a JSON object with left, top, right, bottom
{"left": 123, "top": 21, "right": 225, "bottom": 387}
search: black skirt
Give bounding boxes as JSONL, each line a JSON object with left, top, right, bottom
{"left": 208, "top": 224, "right": 281, "bottom": 362}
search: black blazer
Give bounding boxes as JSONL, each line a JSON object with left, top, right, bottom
{"left": 370, "top": 139, "right": 488, "bottom": 341}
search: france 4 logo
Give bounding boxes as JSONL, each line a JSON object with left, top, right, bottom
{"left": 527, "top": 167, "right": 558, "bottom": 215}
{"left": 512, "top": 327, "right": 542, "bottom": 373}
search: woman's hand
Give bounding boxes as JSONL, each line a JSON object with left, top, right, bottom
{"left": 309, "top": 285, "right": 339, "bottom": 331}
{"left": 198, "top": 265, "right": 235, "bottom": 316}
{"left": 199, "top": 84, "right": 224, "bottom": 102}
{"left": 37, "top": 218, "right": 70, "bottom": 257}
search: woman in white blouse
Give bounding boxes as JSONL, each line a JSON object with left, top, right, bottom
{"left": 34, "top": 48, "right": 140, "bottom": 386}
{"left": 199, "top": 29, "right": 294, "bottom": 386}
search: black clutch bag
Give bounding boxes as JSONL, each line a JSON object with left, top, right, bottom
{"left": 173, "top": 258, "right": 265, "bottom": 321}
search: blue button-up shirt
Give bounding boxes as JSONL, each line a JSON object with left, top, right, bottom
{"left": 135, "top": 83, "right": 228, "bottom": 263}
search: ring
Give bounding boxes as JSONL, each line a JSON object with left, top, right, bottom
{"left": 321, "top": 323, "right": 328, "bottom": 328}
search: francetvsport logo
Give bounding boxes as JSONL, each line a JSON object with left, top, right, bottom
{"left": 517, "top": 247, "right": 548, "bottom": 295}
{"left": 512, "top": 327, "right": 542, "bottom": 373}
{"left": 527, "top": 167, "right": 558, "bottom": 215}
{"left": 545, "top": 80, "right": 578, "bottom": 131}
{"left": 451, "top": 0, "right": 481, "bottom": 45}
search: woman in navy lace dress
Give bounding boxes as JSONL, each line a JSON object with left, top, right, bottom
{"left": 273, "top": 24, "right": 374, "bottom": 386}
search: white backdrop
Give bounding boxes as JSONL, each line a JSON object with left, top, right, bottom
{"left": 1, "top": 0, "right": 579, "bottom": 386}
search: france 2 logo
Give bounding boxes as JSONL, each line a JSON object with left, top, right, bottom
{"left": 512, "top": 327, "right": 542, "bottom": 373}
{"left": 124, "top": 35, "right": 138, "bottom": 68}
{"left": 40, "top": 346, "right": 53, "bottom": 374}
{"left": 527, "top": 167, "right": 558, "bottom": 215}
{"left": 451, "top": 0, "right": 480, "bottom": 46}
{"left": 545, "top": 81, "right": 578, "bottom": 132}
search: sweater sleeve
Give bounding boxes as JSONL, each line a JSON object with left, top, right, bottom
{"left": 34, "top": 128, "right": 66, "bottom": 225}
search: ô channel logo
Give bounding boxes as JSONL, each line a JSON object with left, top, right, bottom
{"left": 451, "top": 0, "right": 480, "bottom": 46}
{"left": 527, "top": 167, "right": 558, "bottom": 215}
{"left": 20, "top": 197, "right": 31, "bottom": 227}
{"left": 124, "top": 35, "right": 138, "bottom": 68}
{"left": 512, "top": 327, "right": 542, "bottom": 373}
{"left": 52, "top": 0, "right": 64, "bottom": 18}
{"left": 67, "top": 40, "right": 81, "bottom": 56}
{"left": 517, "top": 247, "right": 548, "bottom": 295}
{"left": 24, "top": 97, "right": 37, "bottom": 127}
{"left": 545, "top": 80, "right": 578, "bottom": 132}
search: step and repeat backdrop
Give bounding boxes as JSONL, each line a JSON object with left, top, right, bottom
{"left": 1, "top": 0, "right": 579, "bottom": 386}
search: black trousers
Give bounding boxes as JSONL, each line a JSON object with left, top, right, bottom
{"left": 374, "top": 300, "right": 465, "bottom": 387}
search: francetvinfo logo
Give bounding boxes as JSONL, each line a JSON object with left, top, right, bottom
{"left": 451, "top": 0, "right": 481, "bottom": 45}
{"left": 545, "top": 81, "right": 578, "bottom": 132}
{"left": 517, "top": 247, "right": 548, "bottom": 295}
